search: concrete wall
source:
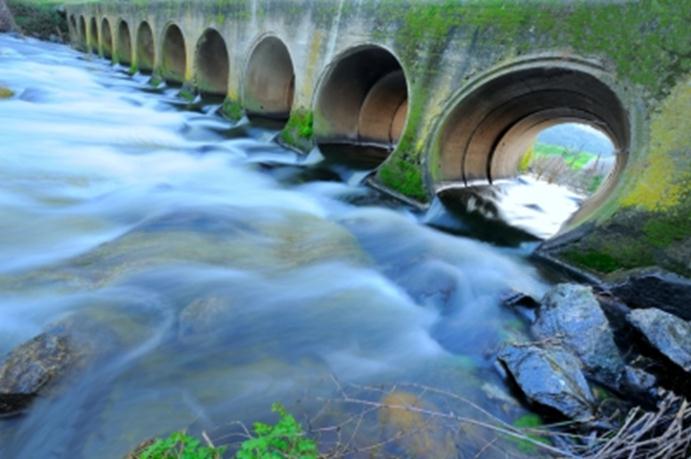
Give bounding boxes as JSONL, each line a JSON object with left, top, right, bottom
{"left": 65, "top": 0, "right": 690, "bottom": 278}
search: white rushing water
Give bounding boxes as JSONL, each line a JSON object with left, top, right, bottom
{"left": 0, "top": 34, "right": 569, "bottom": 458}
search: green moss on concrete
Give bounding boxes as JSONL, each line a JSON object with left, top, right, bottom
{"left": 280, "top": 109, "right": 313, "bottom": 151}
{"left": 377, "top": 158, "right": 426, "bottom": 202}
{"left": 561, "top": 250, "right": 621, "bottom": 274}
{"left": 221, "top": 98, "right": 243, "bottom": 121}
{"left": 178, "top": 85, "right": 195, "bottom": 101}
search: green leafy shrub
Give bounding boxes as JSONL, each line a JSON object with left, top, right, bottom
{"left": 138, "top": 432, "right": 226, "bottom": 459}
{"left": 236, "top": 403, "right": 318, "bottom": 459}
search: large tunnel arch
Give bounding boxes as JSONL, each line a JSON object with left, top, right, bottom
{"left": 313, "top": 44, "right": 409, "bottom": 164}
{"left": 89, "top": 17, "right": 98, "bottom": 53}
{"left": 194, "top": 28, "right": 229, "bottom": 96}
{"left": 100, "top": 18, "right": 113, "bottom": 59}
{"left": 117, "top": 20, "right": 132, "bottom": 66}
{"left": 433, "top": 60, "right": 629, "bottom": 226}
{"left": 243, "top": 35, "right": 294, "bottom": 122}
{"left": 136, "top": 21, "right": 155, "bottom": 73}
{"left": 161, "top": 24, "right": 187, "bottom": 84}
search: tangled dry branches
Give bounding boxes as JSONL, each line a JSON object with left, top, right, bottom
{"left": 210, "top": 378, "right": 690, "bottom": 458}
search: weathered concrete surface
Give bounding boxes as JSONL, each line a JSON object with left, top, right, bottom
{"left": 64, "top": 0, "right": 690, "bottom": 279}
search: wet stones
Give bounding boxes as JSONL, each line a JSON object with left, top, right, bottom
{"left": 497, "top": 342, "right": 595, "bottom": 421}
{"left": 627, "top": 308, "right": 691, "bottom": 373}
{"left": 609, "top": 268, "right": 691, "bottom": 321}
{"left": 532, "top": 284, "right": 627, "bottom": 391}
{"left": 0, "top": 332, "right": 75, "bottom": 415}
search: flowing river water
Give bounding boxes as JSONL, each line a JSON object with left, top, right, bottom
{"left": 0, "top": 35, "right": 584, "bottom": 458}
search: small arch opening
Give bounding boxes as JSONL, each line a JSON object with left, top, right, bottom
{"left": 78, "top": 16, "right": 87, "bottom": 50}
{"left": 136, "top": 21, "right": 155, "bottom": 73}
{"left": 243, "top": 36, "right": 294, "bottom": 124}
{"left": 194, "top": 28, "right": 229, "bottom": 96}
{"left": 314, "top": 45, "right": 409, "bottom": 168}
{"left": 433, "top": 65, "right": 628, "bottom": 240}
{"left": 69, "top": 15, "right": 77, "bottom": 41}
{"left": 101, "top": 18, "right": 113, "bottom": 59}
{"left": 161, "top": 24, "right": 186, "bottom": 84}
{"left": 117, "top": 20, "right": 132, "bottom": 65}
{"left": 89, "top": 17, "right": 98, "bottom": 53}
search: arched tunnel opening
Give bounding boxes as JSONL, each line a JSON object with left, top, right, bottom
{"left": 101, "top": 18, "right": 113, "bottom": 59}
{"left": 161, "top": 24, "right": 186, "bottom": 84}
{"left": 314, "top": 45, "right": 409, "bottom": 169}
{"left": 89, "top": 17, "right": 98, "bottom": 53}
{"left": 432, "top": 65, "right": 628, "bottom": 241}
{"left": 78, "top": 16, "right": 86, "bottom": 51}
{"left": 69, "top": 16, "right": 77, "bottom": 41}
{"left": 243, "top": 36, "right": 294, "bottom": 124}
{"left": 136, "top": 21, "right": 155, "bottom": 73}
{"left": 117, "top": 20, "right": 132, "bottom": 65}
{"left": 194, "top": 28, "right": 229, "bottom": 96}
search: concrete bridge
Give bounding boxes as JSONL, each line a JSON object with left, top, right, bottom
{"left": 64, "top": 0, "right": 690, "bottom": 278}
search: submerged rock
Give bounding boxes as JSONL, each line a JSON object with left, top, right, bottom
{"left": 610, "top": 268, "right": 691, "bottom": 321}
{"left": 0, "top": 333, "right": 75, "bottom": 415}
{"left": 178, "top": 295, "right": 233, "bottom": 343}
{"left": 0, "top": 86, "right": 14, "bottom": 99}
{"left": 628, "top": 308, "right": 691, "bottom": 373}
{"left": 0, "top": 305, "right": 156, "bottom": 415}
{"left": 497, "top": 342, "right": 595, "bottom": 421}
{"left": 533, "top": 284, "right": 626, "bottom": 391}
{"left": 379, "top": 391, "right": 456, "bottom": 458}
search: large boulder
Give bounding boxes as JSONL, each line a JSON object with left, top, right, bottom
{"left": 533, "top": 284, "right": 627, "bottom": 391}
{"left": 609, "top": 268, "right": 691, "bottom": 321}
{"left": 627, "top": 308, "right": 691, "bottom": 373}
{"left": 497, "top": 342, "right": 595, "bottom": 421}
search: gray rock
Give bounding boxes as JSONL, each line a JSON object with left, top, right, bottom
{"left": 533, "top": 284, "right": 627, "bottom": 391}
{"left": 0, "top": 333, "right": 76, "bottom": 415}
{"left": 498, "top": 342, "right": 595, "bottom": 421}
{"left": 0, "top": 305, "right": 154, "bottom": 415}
{"left": 628, "top": 308, "right": 691, "bottom": 373}
{"left": 610, "top": 268, "right": 691, "bottom": 321}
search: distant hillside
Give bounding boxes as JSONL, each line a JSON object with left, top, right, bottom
{"left": 537, "top": 123, "right": 614, "bottom": 157}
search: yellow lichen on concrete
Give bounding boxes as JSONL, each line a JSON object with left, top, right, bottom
{"left": 620, "top": 77, "right": 691, "bottom": 211}
{"left": 300, "top": 30, "right": 322, "bottom": 100}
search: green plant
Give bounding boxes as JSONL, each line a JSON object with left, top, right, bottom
{"left": 517, "top": 145, "right": 534, "bottom": 173}
{"left": 139, "top": 432, "right": 226, "bottom": 459}
{"left": 236, "top": 403, "right": 318, "bottom": 459}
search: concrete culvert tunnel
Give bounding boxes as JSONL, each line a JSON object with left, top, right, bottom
{"left": 136, "top": 21, "right": 155, "bottom": 72}
{"left": 437, "top": 65, "right": 628, "bottom": 186}
{"left": 161, "top": 24, "right": 186, "bottom": 84}
{"left": 314, "top": 45, "right": 409, "bottom": 164}
{"left": 243, "top": 36, "right": 294, "bottom": 122}
{"left": 101, "top": 18, "right": 113, "bottom": 59}
{"left": 194, "top": 28, "right": 229, "bottom": 96}
{"left": 117, "top": 20, "right": 132, "bottom": 65}
{"left": 89, "top": 17, "right": 98, "bottom": 53}
{"left": 434, "top": 64, "right": 629, "bottom": 229}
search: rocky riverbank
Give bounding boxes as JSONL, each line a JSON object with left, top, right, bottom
{"left": 497, "top": 272, "right": 691, "bottom": 455}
